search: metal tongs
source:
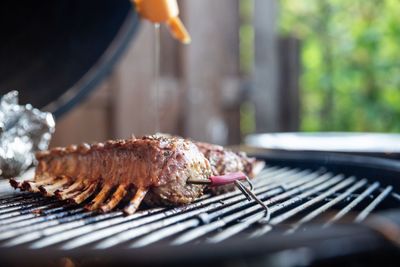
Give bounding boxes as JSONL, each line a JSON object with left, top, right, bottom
{"left": 188, "top": 172, "right": 270, "bottom": 221}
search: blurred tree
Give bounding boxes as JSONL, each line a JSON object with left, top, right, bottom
{"left": 280, "top": 0, "right": 400, "bottom": 132}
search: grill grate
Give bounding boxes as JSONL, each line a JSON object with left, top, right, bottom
{"left": 0, "top": 165, "right": 398, "bottom": 250}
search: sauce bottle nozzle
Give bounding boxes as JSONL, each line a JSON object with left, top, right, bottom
{"left": 133, "top": 0, "right": 191, "bottom": 44}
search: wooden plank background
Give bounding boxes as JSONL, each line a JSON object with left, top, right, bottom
{"left": 51, "top": 0, "right": 300, "bottom": 148}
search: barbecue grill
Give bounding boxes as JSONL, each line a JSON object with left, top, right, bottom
{"left": 2, "top": 1, "right": 400, "bottom": 266}
{"left": 1, "top": 151, "right": 400, "bottom": 267}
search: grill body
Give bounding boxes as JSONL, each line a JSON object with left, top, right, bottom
{"left": 0, "top": 151, "right": 400, "bottom": 266}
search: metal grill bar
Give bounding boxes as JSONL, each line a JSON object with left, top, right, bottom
{"left": 0, "top": 194, "right": 39, "bottom": 209}
{"left": 0, "top": 208, "right": 89, "bottom": 241}
{"left": 44, "top": 171, "right": 304, "bottom": 247}
{"left": 206, "top": 175, "right": 354, "bottom": 243}
{"left": 130, "top": 171, "right": 326, "bottom": 248}
{"left": 171, "top": 173, "right": 338, "bottom": 245}
{"left": 0, "top": 196, "right": 59, "bottom": 215}
{"left": 0, "top": 193, "right": 36, "bottom": 204}
{"left": 355, "top": 186, "right": 393, "bottom": 223}
{"left": 24, "top": 167, "right": 293, "bottom": 248}
{"left": 324, "top": 182, "right": 380, "bottom": 227}
{"left": 0, "top": 202, "right": 76, "bottom": 226}
{"left": 285, "top": 179, "right": 368, "bottom": 234}
{"left": 84, "top": 168, "right": 311, "bottom": 249}
{"left": 58, "top": 168, "right": 303, "bottom": 249}
{"left": 0, "top": 165, "right": 397, "bottom": 250}
{"left": 0, "top": 200, "right": 61, "bottom": 221}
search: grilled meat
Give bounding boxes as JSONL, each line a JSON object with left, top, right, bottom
{"left": 195, "top": 142, "right": 263, "bottom": 178}
{"left": 11, "top": 135, "right": 262, "bottom": 214}
{"left": 195, "top": 142, "right": 264, "bottom": 194}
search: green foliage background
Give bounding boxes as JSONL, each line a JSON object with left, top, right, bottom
{"left": 280, "top": 0, "right": 400, "bottom": 132}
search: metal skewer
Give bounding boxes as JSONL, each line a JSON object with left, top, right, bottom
{"left": 187, "top": 172, "right": 270, "bottom": 221}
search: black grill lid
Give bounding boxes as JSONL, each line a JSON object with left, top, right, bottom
{"left": 0, "top": 0, "right": 140, "bottom": 118}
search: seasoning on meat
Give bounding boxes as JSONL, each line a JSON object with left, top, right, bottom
{"left": 10, "top": 135, "right": 263, "bottom": 214}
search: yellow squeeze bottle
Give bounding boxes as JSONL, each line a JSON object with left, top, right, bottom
{"left": 133, "top": 0, "right": 191, "bottom": 44}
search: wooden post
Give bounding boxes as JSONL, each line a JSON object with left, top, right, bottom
{"left": 279, "top": 37, "right": 300, "bottom": 131}
{"left": 252, "top": 0, "right": 280, "bottom": 133}
{"left": 111, "top": 23, "right": 183, "bottom": 139}
{"left": 181, "top": 0, "right": 240, "bottom": 144}
{"left": 111, "top": 23, "right": 158, "bottom": 139}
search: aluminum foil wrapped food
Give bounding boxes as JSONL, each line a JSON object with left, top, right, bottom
{"left": 0, "top": 91, "right": 55, "bottom": 178}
